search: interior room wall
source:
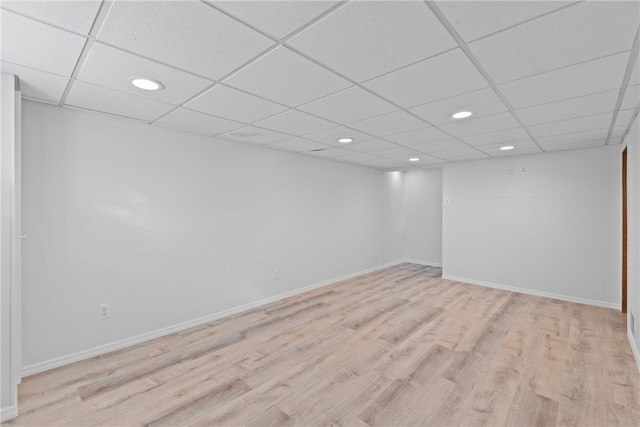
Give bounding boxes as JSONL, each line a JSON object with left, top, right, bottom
{"left": 442, "top": 145, "right": 621, "bottom": 308}
{"left": 20, "top": 101, "right": 399, "bottom": 374}
{"left": 625, "top": 113, "right": 640, "bottom": 367}
{"left": 402, "top": 169, "right": 442, "bottom": 266}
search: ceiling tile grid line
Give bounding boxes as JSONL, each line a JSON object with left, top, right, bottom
{"left": 57, "top": 0, "right": 112, "bottom": 107}
{"left": 458, "top": 0, "right": 583, "bottom": 45}
{"left": 424, "top": 0, "right": 545, "bottom": 152}
{"left": 605, "top": 24, "right": 640, "bottom": 145}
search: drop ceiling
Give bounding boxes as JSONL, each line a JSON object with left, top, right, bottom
{"left": 1, "top": 0, "right": 639, "bottom": 170}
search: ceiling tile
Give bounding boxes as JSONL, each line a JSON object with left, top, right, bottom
{"left": 621, "top": 84, "right": 639, "bottom": 111}
{"left": 302, "top": 126, "right": 373, "bottom": 146}
{"left": 77, "top": 43, "right": 212, "bottom": 105}
{"left": 288, "top": 1, "right": 456, "bottom": 81}
{"left": 410, "top": 139, "right": 469, "bottom": 153}
{"left": 1, "top": 61, "right": 68, "bottom": 103}
{"left": 65, "top": 80, "right": 174, "bottom": 121}
{"left": 298, "top": 86, "right": 397, "bottom": 123}
{"left": 225, "top": 47, "right": 351, "bottom": 107}
{"left": 346, "top": 139, "right": 399, "bottom": 153}
{"left": 536, "top": 128, "right": 610, "bottom": 147}
{"left": 435, "top": 148, "right": 490, "bottom": 161}
{"left": 469, "top": 1, "right": 639, "bottom": 83}
{"left": 409, "top": 88, "right": 508, "bottom": 125}
{"left": 385, "top": 127, "right": 452, "bottom": 146}
{"left": 213, "top": 1, "right": 339, "bottom": 39}
{"left": 1, "top": 10, "right": 86, "bottom": 77}
{"left": 499, "top": 52, "right": 630, "bottom": 109}
{"left": 461, "top": 127, "right": 531, "bottom": 146}
{"left": 364, "top": 49, "right": 489, "bottom": 108}
{"left": 630, "top": 54, "right": 640, "bottom": 86}
{"left": 476, "top": 139, "right": 541, "bottom": 156}
{"left": 253, "top": 109, "right": 335, "bottom": 135}
{"left": 348, "top": 111, "right": 427, "bottom": 136}
{"left": 305, "top": 147, "right": 353, "bottom": 158}
{"left": 97, "top": 1, "right": 275, "bottom": 80}
{"left": 373, "top": 147, "right": 423, "bottom": 159}
{"left": 153, "top": 108, "right": 243, "bottom": 136}
{"left": 185, "top": 85, "right": 288, "bottom": 123}
{"left": 613, "top": 109, "right": 636, "bottom": 130}
{"left": 338, "top": 153, "right": 389, "bottom": 164}
{"left": 541, "top": 139, "right": 605, "bottom": 152}
{"left": 2, "top": 0, "right": 101, "bottom": 34}
{"left": 516, "top": 90, "right": 619, "bottom": 126}
{"left": 215, "top": 125, "right": 291, "bottom": 145}
{"left": 529, "top": 113, "right": 614, "bottom": 138}
{"left": 436, "top": 1, "right": 571, "bottom": 43}
{"left": 266, "top": 137, "right": 330, "bottom": 152}
{"left": 438, "top": 112, "right": 521, "bottom": 138}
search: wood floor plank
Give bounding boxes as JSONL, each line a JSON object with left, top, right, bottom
{"left": 5, "top": 264, "right": 639, "bottom": 427}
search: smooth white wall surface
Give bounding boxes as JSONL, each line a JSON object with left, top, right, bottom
{"left": 21, "top": 101, "right": 398, "bottom": 371}
{"left": 443, "top": 146, "right": 621, "bottom": 308}
{"left": 403, "top": 169, "right": 442, "bottom": 265}
{"left": 625, "top": 113, "right": 640, "bottom": 364}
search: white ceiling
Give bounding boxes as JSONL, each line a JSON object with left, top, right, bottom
{"left": 1, "top": 0, "right": 639, "bottom": 171}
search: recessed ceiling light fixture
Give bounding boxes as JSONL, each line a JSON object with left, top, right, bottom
{"left": 500, "top": 145, "right": 515, "bottom": 151}
{"left": 409, "top": 157, "right": 420, "bottom": 162}
{"left": 338, "top": 137, "right": 354, "bottom": 144}
{"left": 129, "top": 77, "right": 164, "bottom": 91}
{"left": 452, "top": 111, "right": 473, "bottom": 119}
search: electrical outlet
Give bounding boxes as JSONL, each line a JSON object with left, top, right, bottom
{"left": 99, "top": 303, "right": 110, "bottom": 320}
{"left": 356, "top": 252, "right": 360, "bottom": 260}
{"left": 274, "top": 269, "right": 279, "bottom": 280}
{"left": 505, "top": 167, "right": 513, "bottom": 175}
{"left": 521, "top": 165, "right": 527, "bottom": 174}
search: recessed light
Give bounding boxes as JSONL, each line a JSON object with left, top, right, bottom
{"left": 452, "top": 111, "right": 473, "bottom": 119}
{"left": 230, "top": 132, "right": 262, "bottom": 137}
{"left": 338, "top": 137, "right": 353, "bottom": 144}
{"left": 409, "top": 157, "right": 420, "bottom": 162}
{"left": 500, "top": 145, "right": 515, "bottom": 151}
{"left": 129, "top": 77, "right": 164, "bottom": 91}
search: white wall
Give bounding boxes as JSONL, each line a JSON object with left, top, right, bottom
{"left": 625, "top": 113, "right": 640, "bottom": 367}
{"left": 443, "top": 146, "right": 621, "bottom": 308}
{"left": 403, "top": 169, "right": 442, "bottom": 265}
{"left": 1, "top": 73, "right": 21, "bottom": 422}
{"left": 21, "top": 101, "right": 399, "bottom": 373}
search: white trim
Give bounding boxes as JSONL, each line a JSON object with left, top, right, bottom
{"left": 0, "top": 404, "right": 17, "bottom": 422}
{"left": 630, "top": 327, "right": 640, "bottom": 374}
{"left": 442, "top": 275, "right": 620, "bottom": 310}
{"left": 402, "top": 259, "right": 442, "bottom": 268}
{"left": 23, "top": 260, "right": 404, "bottom": 377}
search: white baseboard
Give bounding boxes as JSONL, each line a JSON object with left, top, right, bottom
{"left": 442, "top": 275, "right": 620, "bottom": 310}
{"left": 402, "top": 259, "right": 442, "bottom": 268}
{"left": 629, "top": 327, "right": 640, "bottom": 374}
{"left": 23, "top": 260, "right": 404, "bottom": 378}
{"left": 0, "top": 404, "right": 18, "bottom": 422}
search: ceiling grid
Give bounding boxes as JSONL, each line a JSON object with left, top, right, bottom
{"left": 1, "top": 0, "right": 638, "bottom": 170}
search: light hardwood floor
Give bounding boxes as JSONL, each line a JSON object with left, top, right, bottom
{"left": 4, "top": 263, "right": 639, "bottom": 426}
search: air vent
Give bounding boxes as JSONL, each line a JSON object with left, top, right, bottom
{"left": 309, "top": 148, "right": 327, "bottom": 152}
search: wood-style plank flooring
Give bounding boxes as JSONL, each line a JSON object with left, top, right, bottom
{"left": 5, "top": 263, "right": 639, "bottom": 426}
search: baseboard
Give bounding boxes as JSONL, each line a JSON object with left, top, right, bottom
{"left": 402, "top": 259, "right": 442, "bottom": 268}
{"left": 0, "top": 404, "right": 18, "bottom": 422}
{"left": 629, "top": 327, "right": 640, "bottom": 374}
{"left": 442, "top": 275, "right": 620, "bottom": 310}
{"left": 22, "top": 260, "right": 404, "bottom": 378}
